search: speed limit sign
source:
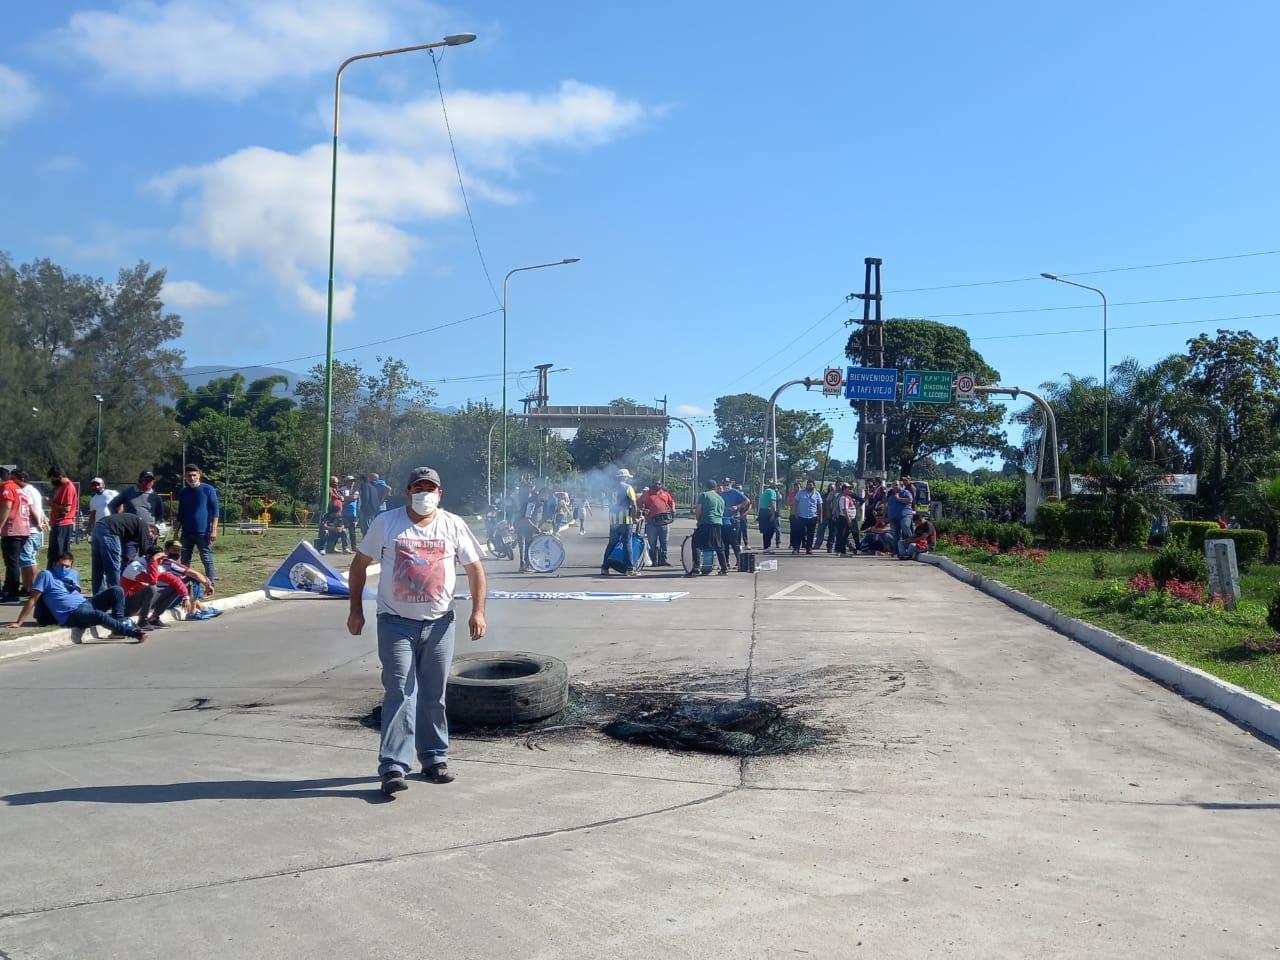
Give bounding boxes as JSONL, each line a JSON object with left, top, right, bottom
{"left": 955, "top": 372, "right": 976, "bottom": 401}
{"left": 823, "top": 367, "right": 843, "bottom": 396}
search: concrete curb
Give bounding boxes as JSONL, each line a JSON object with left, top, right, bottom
{"left": 918, "top": 552, "right": 1280, "bottom": 742}
{"left": 0, "top": 562, "right": 378, "bottom": 665}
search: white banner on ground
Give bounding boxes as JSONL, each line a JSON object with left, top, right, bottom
{"left": 460, "top": 591, "right": 689, "bottom": 602}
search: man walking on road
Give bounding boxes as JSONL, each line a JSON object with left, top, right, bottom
{"left": 641, "top": 481, "right": 675, "bottom": 567}
{"left": 758, "top": 481, "right": 780, "bottom": 553}
{"left": 347, "top": 466, "right": 487, "bottom": 798}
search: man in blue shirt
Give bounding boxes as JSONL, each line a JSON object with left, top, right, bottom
{"left": 719, "top": 479, "right": 749, "bottom": 570}
{"left": 9, "top": 551, "right": 147, "bottom": 641}
{"left": 791, "top": 480, "right": 823, "bottom": 555}
{"left": 886, "top": 478, "right": 916, "bottom": 557}
{"left": 175, "top": 465, "right": 220, "bottom": 583}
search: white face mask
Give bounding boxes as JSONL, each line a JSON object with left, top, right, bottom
{"left": 411, "top": 491, "right": 440, "bottom": 515}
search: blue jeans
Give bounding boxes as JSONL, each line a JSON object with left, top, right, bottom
{"left": 181, "top": 531, "right": 216, "bottom": 581}
{"left": 645, "top": 519, "right": 670, "bottom": 565}
{"left": 63, "top": 586, "right": 140, "bottom": 637}
{"left": 377, "top": 611, "right": 456, "bottom": 775}
{"left": 890, "top": 516, "right": 914, "bottom": 555}
{"left": 91, "top": 529, "right": 122, "bottom": 595}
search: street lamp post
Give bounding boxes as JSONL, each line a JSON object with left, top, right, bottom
{"left": 501, "top": 259, "right": 579, "bottom": 518}
{"left": 1041, "top": 272, "right": 1109, "bottom": 460}
{"left": 93, "top": 394, "right": 104, "bottom": 477}
{"left": 320, "top": 32, "right": 477, "bottom": 514}
{"left": 173, "top": 429, "right": 186, "bottom": 476}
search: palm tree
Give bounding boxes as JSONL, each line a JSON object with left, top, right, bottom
{"left": 1015, "top": 373, "right": 1105, "bottom": 472}
{"left": 1236, "top": 475, "right": 1280, "bottom": 562}
{"left": 1108, "top": 355, "right": 1208, "bottom": 467}
{"left": 1076, "top": 453, "right": 1180, "bottom": 546}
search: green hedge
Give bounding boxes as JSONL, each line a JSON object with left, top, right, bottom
{"left": 1205, "top": 529, "right": 1267, "bottom": 572}
{"left": 1168, "top": 521, "right": 1220, "bottom": 551}
{"left": 1062, "top": 503, "right": 1114, "bottom": 548}
{"left": 933, "top": 518, "right": 1030, "bottom": 547}
{"left": 1034, "top": 501, "right": 1067, "bottom": 545}
{"left": 1118, "top": 506, "right": 1151, "bottom": 549}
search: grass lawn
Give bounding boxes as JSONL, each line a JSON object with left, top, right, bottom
{"left": 935, "top": 544, "right": 1280, "bottom": 704}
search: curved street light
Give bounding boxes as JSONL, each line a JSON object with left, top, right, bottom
{"left": 319, "top": 33, "right": 478, "bottom": 512}
{"left": 1041, "top": 272, "right": 1109, "bottom": 460}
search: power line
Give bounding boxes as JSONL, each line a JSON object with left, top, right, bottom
{"left": 886, "top": 249, "right": 1280, "bottom": 297}
{"left": 972, "top": 311, "right": 1280, "bottom": 342}
{"left": 931, "top": 288, "right": 1280, "bottom": 320}
{"left": 721, "top": 298, "right": 849, "bottom": 390}
{"left": 430, "top": 49, "right": 502, "bottom": 308}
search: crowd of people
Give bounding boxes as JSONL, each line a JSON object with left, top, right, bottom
{"left": 317, "top": 472, "right": 392, "bottom": 554}
{"left": 1, "top": 463, "right": 224, "bottom": 640}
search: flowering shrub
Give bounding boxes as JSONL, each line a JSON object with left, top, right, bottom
{"left": 1087, "top": 574, "right": 1230, "bottom": 622}
{"left": 1125, "top": 573, "right": 1222, "bottom": 607}
{"left": 940, "top": 534, "right": 1045, "bottom": 566}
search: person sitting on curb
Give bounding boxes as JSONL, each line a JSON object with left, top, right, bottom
{"left": 857, "top": 515, "right": 895, "bottom": 555}
{"left": 899, "top": 512, "right": 937, "bottom": 560}
{"left": 122, "top": 546, "right": 187, "bottom": 630}
{"left": 317, "top": 505, "right": 349, "bottom": 554}
{"left": 160, "top": 541, "right": 220, "bottom": 619}
{"left": 10, "top": 552, "right": 148, "bottom": 642}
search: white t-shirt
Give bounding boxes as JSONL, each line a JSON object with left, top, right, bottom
{"left": 90, "top": 489, "right": 119, "bottom": 525}
{"left": 357, "top": 507, "right": 482, "bottom": 620}
{"left": 21, "top": 484, "right": 46, "bottom": 529}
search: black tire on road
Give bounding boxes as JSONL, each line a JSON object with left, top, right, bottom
{"left": 446, "top": 651, "right": 569, "bottom": 729}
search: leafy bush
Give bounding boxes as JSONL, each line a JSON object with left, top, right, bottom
{"left": 1118, "top": 505, "right": 1151, "bottom": 549}
{"left": 1168, "top": 521, "right": 1220, "bottom": 551}
{"left": 246, "top": 497, "right": 267, "bottom": 519}
{"left": 1150, "top": 538, "right": 1208, "bottom": 587}
{"left": 1034, "top": 501, "right": 1067, "bottom": 546}
{"left": 995, "top": 524, "right": 1033, "bottom": 550}
{"left": 1268, "top": 592, "right": 1280, "bottom": 634}
{"left": 1204, "top": 529, "right": 1267, "bottom": 572}
{"left": 221, "top": 501, "right": 241, "bottom": 524}
{"left": 1091, "top": 555, "right": 1109, "bottom": 580}
{"left": 932, "top": 518, "right": 1027, "bottom": 546}
{"left": 1062, "top": 502, "right": 1114, "bottom": 548}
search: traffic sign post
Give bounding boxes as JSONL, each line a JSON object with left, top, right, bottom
{"left": 822, "top": 367, "right": 843, "bottom": 397}
{"left": 845, "top": 367, "right": 897, "bottom": 402}
{"left": 955, "top": 372, "right": 976, "bottom": 402}
{"left": 901, "top": 369, "right": 953, "bottom": 404}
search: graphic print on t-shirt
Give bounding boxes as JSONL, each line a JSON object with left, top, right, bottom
{"left": 394, "top": 537, "right": 447, "bottom": 604}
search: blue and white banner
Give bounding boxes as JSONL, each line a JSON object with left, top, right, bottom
{"left": 462, "top": 591, "right": 688, "bottom": 602}
{"left": 265, "top": 541, "right": 350, "bottom": 597}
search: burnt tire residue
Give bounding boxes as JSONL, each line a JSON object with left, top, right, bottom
{"left": 602, "top": 697, "right": 821, "bottom": 756}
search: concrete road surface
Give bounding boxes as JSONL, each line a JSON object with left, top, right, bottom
{"left": 1, "top": 517, "right": 1278, "bottom": 959}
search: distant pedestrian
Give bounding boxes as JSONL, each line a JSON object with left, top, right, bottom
{"left": 87, "top": 478, "right": 118, "bottom": 532}
{"left": 641, "top": 481, "right": 676, "bottom": 566}
{"left": 317, "top": 505, "right": 348, "bottom": 554}
{"left": 689, "top": 479, "right": 728, "bottom": 577}
{"left": 15, "top": 470, "right": 47, "bottom": 597}
{"left": 10, "top": 551, "right": 147, "bottom": 641}
{"left": 340, "top": 475, "right": 360, "bottom": 547}
{"left": 359, "top": 472, "right": 389, "bottom": 534}
{"left": 720, "top": 479, "right": 748, "bottom": 570}
{"left": 887, "top": 478, "right": 915, "bottom": 555}
{"left": 1, "top": 467, "right": 33, "bottom": 602}
{"left": 346, "top": 466, "right": 488, "bottom": 797}
{"left": 791, "top": 480, "right": 823, "bottom": 555}
{"left": 734, "top": 482, "right": 754, "bottom": 549}
{"left": 833, "top": 483, "right": 857, "bottom": 556}
{"left": 176, "top": 465, "right": 220, "bottom": 583}
{"left": 46, "top": 466, "right": 78, "bottom": 568}
{"left": 109, "top": 470, "right": 164, "bottom": 561}
{"left": 758, "top": 481, "right": 781, "bottom": 553}
{"left": 602, "top": 469, "right": 639, "bottom": 577}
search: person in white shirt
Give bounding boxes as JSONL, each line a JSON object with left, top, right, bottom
{"left": 15, "top": 470, "right": 48, "bottom": 595}
{"left": 87, "top": 478, "right": 119, "bottom": 531}
{"left": 347, "top": 466, "right": 487, "bottom": 798}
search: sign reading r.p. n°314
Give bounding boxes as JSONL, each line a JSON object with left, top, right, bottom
{"left": 901, "top": 370, "right": 953, "bottom": 404}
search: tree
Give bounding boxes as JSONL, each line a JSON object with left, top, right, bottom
{"left": 1074, "top": 453, "right": 1179, "bottom": 545}
{"left": 1109, "top": 355, "right": 1204, "bottom": 467}
{"left": 1015, "top": 373, "right": 1105, "bottom": 477}
{"left": 569, "top": 398, "right": 663, "bottom": 473}
{"left": 847, "top": 319, "right": 1005, "bottom": 476}
{"left": 1185, "top": 330, "right": 1280, "bottom": 514}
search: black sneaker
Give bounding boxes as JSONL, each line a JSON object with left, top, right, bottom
{"left": 381, "top": 770, "right": 408, "bottom": 796}
{"left": 422, "top": 763, "right": 455, "bottom": 784}
{"left": 145, "top": 619, "right": 167, "bottom": 629}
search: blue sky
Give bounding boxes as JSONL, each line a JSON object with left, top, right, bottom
{"left": 4, "top": 1, "right": 1279, "bottom": 467}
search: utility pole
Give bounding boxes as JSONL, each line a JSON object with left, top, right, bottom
{"left": 659, "top": 395, "right": 668, "bottom": 487}
{"left": 851, "top": 257, "right": 887, "bottom": 482}
{"left": 224, "top": 395, "right": 232, "bottom": 496}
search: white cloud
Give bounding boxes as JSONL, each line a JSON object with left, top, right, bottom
{"left": 56, "top": 0, "right": 445, "bottom": 99}
{"left": 340, "top": 81, "right": 652, "bottom": 169}
{"left": 0, "top": 65, "right": 40, "bottom": 129}
{"left": 151, "top": 82, "right": 649, "bottom": 320}
{"left": 163, "top": 279, "right": 229, "bottom": 308}
{"left": 675, "top": 404, "right": 711, "bottom": 417}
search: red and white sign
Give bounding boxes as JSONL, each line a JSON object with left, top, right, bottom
{"left": 955, "top": 372, "right": 976, "bottom": 401}
{"left": 823, "top": 367, "right": 843, "bottom": 396}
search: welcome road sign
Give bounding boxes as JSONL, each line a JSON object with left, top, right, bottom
{"left": 845, "top": 367, "right": 897, "bottom": 401}
{"left": 902, "top": 369, "right": 953, "bottom": 404}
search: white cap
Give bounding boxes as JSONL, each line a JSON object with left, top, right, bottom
{"left": 616, "top": 468, "right": 632, "bottom": 479}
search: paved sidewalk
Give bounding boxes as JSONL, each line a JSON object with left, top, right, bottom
{"left": 1, "top": 520, "right": 1277, "bottom": 958}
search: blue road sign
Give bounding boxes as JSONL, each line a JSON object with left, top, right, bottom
{"left": 844, "top": 367, "right": 897, "bottom": 401}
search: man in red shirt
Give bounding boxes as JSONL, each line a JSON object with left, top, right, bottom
{"left": 122, "top": 546, "right": 188, "bottom": 629}
{"left": 1, "top": 467, "right": 33, "bottom": 601}
{"left": 46, "top": 466, "right": 78, "bottom": 569}
{"left": 641, "top": 481, "right": 676, "bottom": 567}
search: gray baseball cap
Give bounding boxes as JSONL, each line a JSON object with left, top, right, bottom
{"left": 406, "top": 466, "right": 442, "bottom": 487}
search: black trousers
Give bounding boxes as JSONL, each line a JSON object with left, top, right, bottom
{"left": 833, "top": 517, "right": 850, "bottom": 555}
{"left": 694, "top": 524, "right": 728, "bottom": 573}
{"left": 791, "top": 517, "right": 817, "bottom": 552}
{"left": 724, "top": 521, "right": 742, "bottom": 567}
{"left": 2, "top": 536, "right": 24, "bottom": 598}
{"left": 47, "top": 525, "right": 73, "bottom": 568}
